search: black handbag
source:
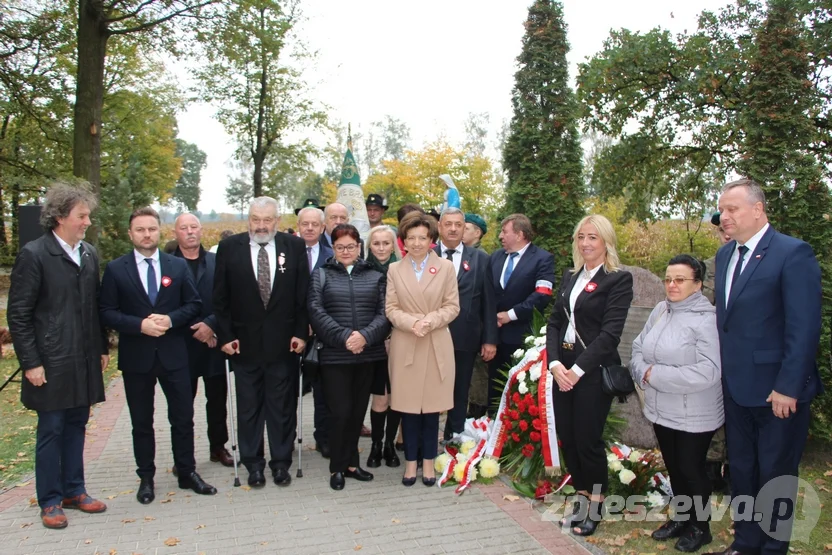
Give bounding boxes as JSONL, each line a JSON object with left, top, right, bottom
{"left": 563, "top": 306, "right": 635, "bottom": 402}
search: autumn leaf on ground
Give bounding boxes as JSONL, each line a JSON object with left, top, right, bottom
{"left": 240, "top": 485, "right": 251, "bottom": 491}
{"left": 194, "top": 524, "right": 205, "bottom": 530}
{"left": 656, "top": 545, "right": 667, "bottom": 551}
{"left": 119, "top": 490, "right": 134, "bottom": 495}
{"left": 824, "top": 470, "right": 832, "bottom": 477}
{"left": 354, "top": 546, "right": 362, "bottom": 551}
{"left": 354, "top": 530, "right": 360, "bottom": 534}
{"left": 391, "top": 518, "right": 401, "bottom": 524}
{"left": 260, "top": 542, "right": 268, "bottom": 546}
{"left": 823, "top": 544, "right": 832, "bottom": 550}
{"left": 144, "top": 516, "right": 156, "bottom": 521}
{"left": 106, "top": 495, "right": 117, "bottom": 500}
{"left": 109, "top": 549, "right": 117, "bottom": 555}
{"left": 84, "top": 540, "right": 92, "bottom": 545}
{"left": 121, "top": 518, "right": 135, "bottom": 524}
{"left": 160, "top": 499, "right": 172, "bottom": 504}
{"left": 502, "top": 494, "right": 520, "bottom": 502}
{"left": 19, "top": 522, "right": 32, "bottom": 528}
{"left": 638, "top": 528, "right": 653, "bottom": 537}
{"left": 163, "top": 538, "right": 180, "bottom": 546}
{"left": 166, "top": 491, "right": 176, "bottom": 496}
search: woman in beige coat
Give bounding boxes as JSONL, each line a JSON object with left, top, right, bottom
{"left": 386, "top": 212, "right": 460, "bottom": 487}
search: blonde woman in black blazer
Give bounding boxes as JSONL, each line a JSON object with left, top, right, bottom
{"left": 545, "top": 214, "right": 633, "bottom": 537}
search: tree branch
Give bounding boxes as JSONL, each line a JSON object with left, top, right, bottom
{"left": 107, "top": 0, "right": 217, "bottom": 36}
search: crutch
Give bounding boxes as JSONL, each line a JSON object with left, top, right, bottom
{"left": 296, "top": 354, "right": 304, "bottom": 478}
{"left": 225, "top": 356, "right": 241, "bottom": 487}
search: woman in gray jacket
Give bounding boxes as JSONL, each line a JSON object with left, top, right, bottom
{"left": 630, "top": 254, "right": 723, "bottom": 553}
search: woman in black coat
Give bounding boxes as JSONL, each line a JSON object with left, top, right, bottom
{"left": 546, "top": 214, "right": 633, "bottom": 537}
{"left": 307, "top": 224, "right": 391, "bottom": 490}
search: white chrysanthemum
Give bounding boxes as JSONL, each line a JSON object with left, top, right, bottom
{"left": 478, "top": 458, "right": 500, "bottom": 479}
{"left": 518, "top": 381, "right": 529, "bottom": 395}
{"left": 460, "top": 440, "right": 476, "bottom": 456}
{"left": 529, "top": 363, "right": 542, "bottom": 382}
{"left": 435, "top": 453, "right": 452, "bottom": 473}
{"left": 525, "top": 347, "right": 540, "bottom": 360}
{"left": 647, "top": 491, "right": 666, "bottom": 508}
{"left": 619, "top": 469, "right": 637, "bottom": 485}
{"left": 539, "top": 326, "right": 547, "bottom": 335}
{"left": 525, "top": 335, "right": 536, "bottom": 345}
{"left": 513, "top": 349, "right": 525, "bottom": 359}
{"left": 607, "top": 452, "right": 619, "bottom": 463}
{"left": 628, "top": 450, "right": 643, "bottom": 463}
{"left": 608, "top": 460, "right": 623, "bottom": 472}
{"left": 517, "top": 371, "right": 527, "bottom": 384}
{"left": 533, "top": 335, "right": 546, "bottom": 346}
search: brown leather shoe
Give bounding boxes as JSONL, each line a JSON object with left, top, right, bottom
{"left": 210, "top": 447, "right": 235, "bottom": 467}
{"left": 40, "top": 505, "right": 68, "bottom": 529}
{"left": 62, "top": 493, "right": 107, "bottom": 514}
{"left": 360, "top": 425, "right": 372, "bottom": 438}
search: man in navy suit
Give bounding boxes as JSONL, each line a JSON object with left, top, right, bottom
{"left": 172, "top": 213, "right": 233, "bottom": 469}
{"left": 707, "top": 179, "right": 822, "bottom": 555}
{"left": 100, "top": 207, "right": 216, "bottom": 505}
{"left": 488, "top": 214, "right": 556, "bottom": 412}
{"left": 298, "top": 205, "right": 334, "bottom": 458}
{"left": 435, "top": 208, "right": 498, "bottom": 438}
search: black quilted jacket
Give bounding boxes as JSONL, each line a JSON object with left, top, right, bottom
{"left": 307, "top": 257, "right": 391, "bottom": 364}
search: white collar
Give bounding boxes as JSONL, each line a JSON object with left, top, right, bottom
{"left": 134, "top": 249, "right": 160, "bottom": 264}
{"left": 53, "top": 231, "right": 80, "bottom": 252}
{"left": 581, "top": 264, "right": 603, "bottom": 280}
{"left": 508, "top": 242, "right": 531, "bottom": 258}
{"left": 250, "top": 237, "right": 276, "bottom": 248}
{"left": 737, "top": 223, "right": 769, "bottom": 254}
{"left": 439, "top": 241, "right": 463, "bottom": 254}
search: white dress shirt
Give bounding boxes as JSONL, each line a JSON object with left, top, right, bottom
{"left": 724, "top": 223, "right": 769, "bottom": 306}
{"left": 250, "top": 237, "right": 277, "bottom": 289}
{"left": 439, "top": 241, "right": 462, "bottom": 275}
{"left": 307, "top": 242, "right": 320, "bottom": 270}
{"left": 501, "top": 242, "right": 531, "bottom": 321}
{"left": 134, "top": 249, "right": 161, "bottom": 295}
{"left": 54, "top": 231, "right": 81, "bottom": 266}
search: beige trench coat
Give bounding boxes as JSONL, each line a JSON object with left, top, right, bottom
{"left": 386, "top": 252, "right": 460, "bottom": 414}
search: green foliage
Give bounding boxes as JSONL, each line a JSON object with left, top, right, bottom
{"left": 97, "top": 163, "right": 135, "bottom": 263}
{"left": 226, "top": 178, "right": 253, "bottom": 218}
{"left": 502, "top": 0, "right": 585, "bottom": 278}
{"left": 172, "top": 139, "right": 207, "bottom": 211}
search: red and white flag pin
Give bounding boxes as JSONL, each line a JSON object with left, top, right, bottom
{"left": 428, "top": 267, "right": 438, "bottom": 274}
{"left": 161, "top": 276, "right": 172, "bottom": 287}
{"left": 462, "top": 261, "right": 470, "bottom": 271}
{"left": 585, "top": 282, "right": 598, "bottom": 293}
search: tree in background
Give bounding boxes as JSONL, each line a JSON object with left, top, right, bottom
{"left": 226, "top": 178, "right": 253, "bottom": 219}
{"left": 578, "top": 0, "right": 832, "bottom": 434}
{"left": 172, "top": 139, "right": 208, "bottom": 211}
{"left": 502, "top": 0, "right": 585, "bottom": 277}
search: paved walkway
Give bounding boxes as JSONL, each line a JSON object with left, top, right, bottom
{"left": 0, "top": 378, "right": 590, "bottom": 555}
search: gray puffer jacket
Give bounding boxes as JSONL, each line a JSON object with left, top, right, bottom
{"left": 630, "top": 292, "right": 724, "bottom": 433}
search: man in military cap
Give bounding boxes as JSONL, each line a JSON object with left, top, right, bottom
{"left": 463, "top": 214, "right": 488, "bottom": 252}
{"left": 295, "top": 198, "right": 321, "bottom": 216}
{"left": 365, "top": 194, "right": 388, "bottom": 229}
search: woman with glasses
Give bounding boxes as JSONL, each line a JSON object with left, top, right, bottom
{"left": 386, "top": 212, "right": 459, "bottom": 486}
{"left": 308, "top": 224, "right": 391, "bottom": 491}
{"left": 545, "top": 214, "right": 633, "bottom": 537}
{"left": 630, "top": 254, "right": 722, "bottom": 553}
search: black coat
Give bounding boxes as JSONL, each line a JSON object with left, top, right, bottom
{"left": 174, "top": 247, "right": 224, "bottom": 379}
{"left": 8, "top": 233, "right": 107, "bottom": 411}
{"left": 307, "top": 257, "right": 390, "bottom": 365}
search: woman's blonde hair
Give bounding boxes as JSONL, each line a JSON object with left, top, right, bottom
{"left": 571, "top": 214, "right": 621, "bottom": 272}
{"left": 367, "top": 225, "right": 403, "bottom": 260}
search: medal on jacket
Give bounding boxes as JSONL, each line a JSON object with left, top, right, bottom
{"left": 161, "top": 276, "right": 172, "bottom": 288}
{"left": 585, "top": 282, "right": 597, "bottom": 293}
{"left": 462, "top": 261, "right": 470, "bottom": 272}
{"left": 278, "top": 252, "right": 286, "bottom": 273}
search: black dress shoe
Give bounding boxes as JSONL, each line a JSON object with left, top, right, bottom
{"left": 652, "top": 519, "right": 688, "bottom": 541}
{"left": 330, "top": 472, "right": 345, "bottom": 490}
{"left": 422, "top": 476, "right": 436, "bottom": 487}
{"left": 273, "top": 467, "right": 292, "bottom": 486}
{"left": 345, "top": 467, "right": 374, "bottom": 481}
{"left": 675, "top": 526, "right": 712, "bottom": 552}
{"left": 178, "top": 472, "right": 217, "bottom": 495}
{"left": 401, "top": 475, "right": 417, "bottom": 487}
{"left": 571, "top": 501, "right": 602, "bottom": 537}
{"left": 137, "top": 478, "right": 155, "bottom": 504}
{"left": 248, "top": 469, "right": 266, "bottom": 488}
{"left": 382, "top": 440, "right": 401, "bottom": 467}
{"left": 316, "top": 442, "right": 331, "bottom": 459}
{"left": 171, "top": 465, "right": 178, "bottom": 477}
{"left": 366, "top": 442, "right": 383, "bottom": 468}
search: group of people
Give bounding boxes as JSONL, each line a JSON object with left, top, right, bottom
{"left": 7, "top": 178, "right": 822, "bottom": 555}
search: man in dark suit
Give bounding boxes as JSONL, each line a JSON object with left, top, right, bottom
{"left": 172, "top": 213, "right": 233, "bottom": 469}
{"left": 707, "top": 179, "right": 822, "bottom": 555}
{"left": 488, "top": 214, "right": 555, "bottom": 412}
{"left": 214, "top": 197, "right": 309, "bottom": 488}
{"left": 435, "top": 208, "right": 498, "bottom": 438}
{"left": 297, "top": 205, "right": 333, "bottom": 458}
{"left": 99, "top": 207, "right": 216, "bottom": 505}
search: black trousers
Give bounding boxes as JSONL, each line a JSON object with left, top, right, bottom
{"left": 232, "top": 358, "right": 297, "bottom": 474}
{"left": 653, "top": 423, "right": 716, "bottom": 531}
{"left": 488, "top": 342, "right": 522, "bottom": 414}
{"left": 191, "top": 373, "right": 228, "bottom": 451}
{"left": 312, "top": 375, "right": 330, "bottom": 445}
{"left": 320, "top": 362, "right": 373, "bottom": 473}
{"left": 123, "top": 361, "right": 195, "bottom": 479}
{"left": 724, "top": 392, "right": 810, "bottom": 555}
{"left": 445, "top": 349, "right": 477, "bottom": 439}
{"left": 401, "top": 412, "right": 440, "bottom": 461}
{"left": 553, "top": 350, "right": 613, "bottom": 494}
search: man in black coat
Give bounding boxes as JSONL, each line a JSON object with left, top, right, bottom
{"left": 8, "top": 183, "right": 109, "bottom": 529}
{"left": 434, "top": 208, "right": 498, "bottom": 438}
{"left": 172, "top": 213, "right": 233, "bottom": 468}
{"left": 214, "top": 197, "right": 309, "bottom": 488}
{"left": 100, "top": 207, "right": 216, "bottom": 505}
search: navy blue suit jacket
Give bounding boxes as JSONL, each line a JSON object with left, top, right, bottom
{"left": 310, "top": 242, "right": 333, "bottom": 272}
{"left": 490, "top": 244, "right": 556, "bottom": 345}
{"left": 434, "top": 244, "right": 499, "bottom": 352}
{"left": 715, "top": 225, "right": 822, "bottom": 406}
{"left": 100, "top": 251, "right": 201, "bottom": 373}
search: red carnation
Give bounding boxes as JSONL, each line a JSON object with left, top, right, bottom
{"left": 512, "top": 392, "right": 521, "bottom": 403}
{"left": 524, "top": 393, "right": 533, "bottom": 403}
{"left": 510, "top": 410, "right": 520, "bottom": 420}
{"left": 532, "top": 418, "right": 543, "bottom": 431}
{"left": 534, "top": 486, "right": 548, "bottom": 499}
{"left": 521, "top": 444, "right": 535, "bottom": 457}
{"left": 512, "top": 432, "right": 521, "bottom": 443}
{"left": 529, "top": 431, "right": 542, "bottom": 442}
{"left": 518, "top": 402, "right": 527, "bottom": 414}
{"left": 528, "top": 405, "right": 539, "bottom": 417}
{"left": 518, "top": 420, "right": 529, "bottom": 432}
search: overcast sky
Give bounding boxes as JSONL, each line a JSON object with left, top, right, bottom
{"left": 174, "top": 0, "right": 732, "bottom": 213}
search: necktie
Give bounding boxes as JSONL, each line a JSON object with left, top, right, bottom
{"left": 504, "top": 252, "right": 519, "bottom": 286}
{"left": 307, "top": 246, "right": 314, "bottom": 274}
{"left": 145, "top": 258, "right": 158, "bottom": 305}
{"left": 729, "top": 245, "right": 749, "bottom": 301}
{"left": 445, "top": 248, "right": 456, "bottom": 261}
{"left": 257, "top": 244, "right": 271, "bottom": 307}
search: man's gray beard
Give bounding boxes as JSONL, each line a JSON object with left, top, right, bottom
{"left": 250, "top": 230, "right": 277, "bottom": 244}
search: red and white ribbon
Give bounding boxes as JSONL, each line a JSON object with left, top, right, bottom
{"left": 537, "top": 348, "right": 560, "bottom": 474}
{"left": 454, "top": 439, "right": 487, "bottom": 493}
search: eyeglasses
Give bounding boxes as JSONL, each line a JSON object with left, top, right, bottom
{"left": 334, "top": 244, "right": 358, "bottom": 253}
{"left": 663, "top": 277, "right": 699, "bottom": 286}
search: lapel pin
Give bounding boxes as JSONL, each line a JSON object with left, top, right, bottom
{"left": 161, "top": 276, "right": 172, "bottom": 288}
{"left": 429, "top": 267, "right": 437, "bottom": 274}
{"left": 585, "top": 282, "right": 598, "bottom": 293}
{"left": 462, "top": 261, "right": 470, "bottom": 272}
{"left": 755, "top": 254, "right": 761, "bottom": 259}
{"left": 278, "top": 252, "right": 286, "bottom": 273}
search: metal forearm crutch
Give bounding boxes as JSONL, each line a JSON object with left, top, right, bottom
{"left": 296, "top": 354, "right": 304, "bottom": 478}
{"left": 225, "top": 357, "right": 241, "bottom": 487}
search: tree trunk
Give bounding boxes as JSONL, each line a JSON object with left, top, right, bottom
{"left": 250, "top": 6, "right": 267, "bottom": 199}
{"left": 73, "top": 0, "right": 108, "bottom": 243}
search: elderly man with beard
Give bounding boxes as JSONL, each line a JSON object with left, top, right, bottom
{"left": 213, "top": 197, "right": 309, "bottom": 488}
